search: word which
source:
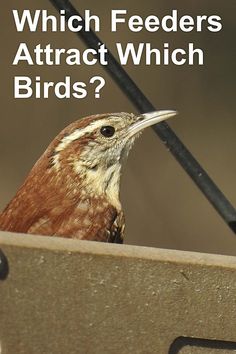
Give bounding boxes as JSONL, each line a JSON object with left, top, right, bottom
{"left": 116, "top": 42, "right": 204, "bottom": 65}
{"left": 13, "top": 9, "right": 100, "bottom": 32}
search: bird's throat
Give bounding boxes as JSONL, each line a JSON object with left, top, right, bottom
{"left": 77, "top": 162, "right": 122, "bottom": 211}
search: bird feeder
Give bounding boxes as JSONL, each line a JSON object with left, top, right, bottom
{"left": 1, "top": 232, "right": 236, "bottom": 353}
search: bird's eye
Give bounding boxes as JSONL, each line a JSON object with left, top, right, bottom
{"left": 100, "top": 126, "right": 115, "bottom": 138}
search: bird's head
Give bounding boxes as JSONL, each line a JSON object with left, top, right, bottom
{"left": 46, "top": 110, "right": 176, "bottom": 208}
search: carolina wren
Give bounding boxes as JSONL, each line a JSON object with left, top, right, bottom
{"left": 0, "top": 111, "right": 176, "bottom": 243}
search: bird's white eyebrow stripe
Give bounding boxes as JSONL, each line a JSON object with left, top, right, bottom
{"left": 55, "top": 112, "right": 134, "bottom": 153}
{"left": 55, "top": 119, "right": 108, "bottom": 153}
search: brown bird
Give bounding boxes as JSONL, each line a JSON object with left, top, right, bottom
{"left": 0, "top": 111, "right": 176, "bottom": 243}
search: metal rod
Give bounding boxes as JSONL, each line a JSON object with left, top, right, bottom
{"left": 0, "top": 249, "right": 9, "bottom": 280}
{"left": 49, "top": 0, "right": 236, "bottom": 233}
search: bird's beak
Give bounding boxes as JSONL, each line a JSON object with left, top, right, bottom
{"left": 127, "top": 110, "right": 177, "bottom": 138}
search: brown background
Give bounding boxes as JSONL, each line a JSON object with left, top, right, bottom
{"left": 0, "top": 0, "right": 236, "bottom": 255}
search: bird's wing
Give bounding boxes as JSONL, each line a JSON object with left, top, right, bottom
{"left": 107, "top": 211, "right": 125, "bottom": 244}
{"left": 27, "top": 215, "right": 54, "bottom": 235}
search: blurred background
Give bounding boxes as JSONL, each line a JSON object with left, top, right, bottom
{"left": 1, "top": 0, "right": 236, "bottom": 255}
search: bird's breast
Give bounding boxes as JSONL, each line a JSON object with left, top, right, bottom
{"left": 53, "top": 197, "right": 124, "bottom": 242}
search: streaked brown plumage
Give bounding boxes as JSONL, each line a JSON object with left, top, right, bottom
{"left": 0, "top": 110, "right": 176, "bottom": 243}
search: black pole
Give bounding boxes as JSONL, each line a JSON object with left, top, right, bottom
{"left": 0, "top": 249, "right": 9, "bottom": 280}
{"left": 49, "top": 0, "right": 236, "bottom": 233}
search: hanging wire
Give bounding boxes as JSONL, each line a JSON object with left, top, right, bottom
{"left": 49, "top": 0, "right": 236, "bottom": 233}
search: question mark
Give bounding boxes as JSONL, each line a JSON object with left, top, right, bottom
{"left": 90, "top": 76, "right": 106, "bottom": 98}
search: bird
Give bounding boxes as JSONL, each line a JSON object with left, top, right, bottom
{"left": 0, "top": 110, "right": 176, "bottom": 243}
